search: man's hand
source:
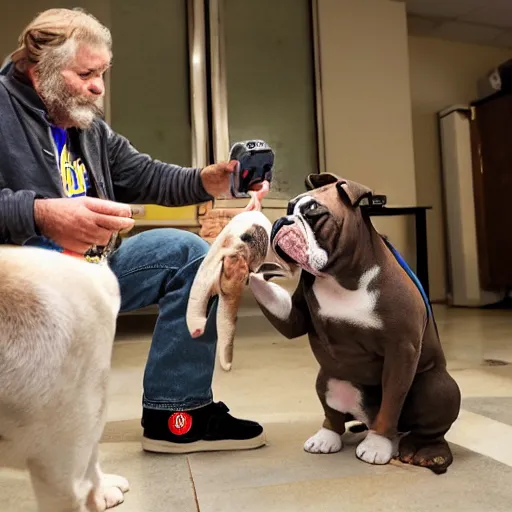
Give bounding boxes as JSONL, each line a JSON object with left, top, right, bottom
{"left": 200, "top": 160, "right": 270, "bottom": 199}
{"left": 34, "top": 196, "right": 135, "bottom": 254}
{"left": 200, "top": 160, "right": 238, "bottom": 198}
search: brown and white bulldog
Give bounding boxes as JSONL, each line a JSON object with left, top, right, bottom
{"left": 249, "top": 173, "right": 461, "bottom": 474}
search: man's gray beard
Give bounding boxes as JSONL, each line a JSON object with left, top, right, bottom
{"left": 36, "top": 65, "right": 104, "bottom": 129}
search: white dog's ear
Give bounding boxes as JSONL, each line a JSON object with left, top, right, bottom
{"left": 186, "top": 228, "right": 229, "bottom": 341}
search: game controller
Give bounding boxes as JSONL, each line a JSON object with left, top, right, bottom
{"left": 229, "top": 140, "right": 274, "bottom": 198}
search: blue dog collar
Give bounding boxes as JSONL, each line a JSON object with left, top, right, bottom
{"left": 381, "top": 236, "right": 432, "bottom": 318}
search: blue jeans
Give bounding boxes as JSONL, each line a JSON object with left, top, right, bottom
{"left": 108, "top": 228, "right": 218, "bottom": 412}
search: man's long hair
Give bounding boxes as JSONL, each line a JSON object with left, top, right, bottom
{"left": 10, "top": 7, "right": 112, "bottom": 73}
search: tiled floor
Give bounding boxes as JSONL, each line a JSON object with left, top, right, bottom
{"left": 3, "top": 304, "right": 512, "bottom": 511}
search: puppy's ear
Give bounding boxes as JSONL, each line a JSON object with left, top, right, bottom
{"left": 305, "top": 173, "right": 339, "bottom": 191}
{"left": 336, "top": 179, "right": 373, "bottom": 207}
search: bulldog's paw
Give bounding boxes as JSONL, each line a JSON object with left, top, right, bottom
{"left": 101, "top": 474, "right": 130, "bottom": 509}
{"left": 304, "top": 428, "right": 343, "bottom": 454}
{"left": 355, "top": 431, "right": 398, "bottom": 465}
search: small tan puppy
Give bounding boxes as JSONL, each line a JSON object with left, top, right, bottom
{"left": 0, "top": 245, "right": 129, "bottom": 511}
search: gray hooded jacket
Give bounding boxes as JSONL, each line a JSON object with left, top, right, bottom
{"left": 0, "top": 62, "right": 212, "bottom": 245}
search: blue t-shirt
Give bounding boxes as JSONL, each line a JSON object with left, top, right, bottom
{"left": 24, "top": 127, "right": 91, "bottom": 254}
{"left": 51, "top": 126, "right": 90, "bottom": 198}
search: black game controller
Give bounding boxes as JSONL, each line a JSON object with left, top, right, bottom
{"left": 229, "top": 140, "right": 274, "bottom": 198}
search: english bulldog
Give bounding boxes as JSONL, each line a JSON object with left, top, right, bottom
{"left": 0, "top": 246, "right": 129, "bottom": 511}
{"left": 248, "top": 173, "right": 461, "bottom": 474}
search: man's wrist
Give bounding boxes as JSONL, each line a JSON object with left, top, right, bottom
{"left": 33, "top": 198, "right": 48, "bottom": 234}
{"left": 196, "top": 167, "right": 215, "bottom": 202}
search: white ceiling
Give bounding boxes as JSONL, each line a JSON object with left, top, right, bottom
{"left": 403, "top": 0, "right": 512, "bottom": 48}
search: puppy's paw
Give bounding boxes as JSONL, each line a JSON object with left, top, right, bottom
{"left": 87, "top": 489, "right": 107, "bottom": 512}
{"left": 101, "top": 473, "right": 130, "bottom": 494}
{"left": 102, "top": 486, "right": 124, "bottom": 509}
{"left": 355, "top": 430, "right": 398, "bottom": 465}
{"left": 98, "top": 474, "right": 129, "bottom": 509}
{"left": 304, "top": 428, "right": 343, "bottom": 454}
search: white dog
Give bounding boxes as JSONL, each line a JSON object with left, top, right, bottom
{"left": 0, "top": 245, "right": 129, "bottom": 511}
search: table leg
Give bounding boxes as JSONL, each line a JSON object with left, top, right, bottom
{"left": 415, "top": 209, "right": 430, "bottom": 299}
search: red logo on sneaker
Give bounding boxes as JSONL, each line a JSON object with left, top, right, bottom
{"left": 168, "top": 412, "right": 192, "bottom": 435}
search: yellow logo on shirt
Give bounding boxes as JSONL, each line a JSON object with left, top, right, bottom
{"left": 60, "top": 144, "right": 88, "bottom": 197}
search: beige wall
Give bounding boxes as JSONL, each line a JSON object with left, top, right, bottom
{"left": 316, "top": 0, "right": 418, "bottom": 265}
{"left": 316, "top": 0, "right": 512, "bottom": 301}
{"left": 408, "top": 36, "right": 512, "bottom": 301}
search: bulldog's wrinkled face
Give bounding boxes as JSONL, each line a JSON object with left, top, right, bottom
{"left": 270, "top": 173, "right": 373, "bottom": 276}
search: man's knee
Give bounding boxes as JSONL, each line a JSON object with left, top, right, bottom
{"left": 118, "top": 228, "right": 210, "bottom": 269}
{"left": 152, "top": 228, "right": 209, "bottom": 260}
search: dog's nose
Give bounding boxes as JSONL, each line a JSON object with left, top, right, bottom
{"left": 271, "top": 216, "right": 295, "bottom": 243}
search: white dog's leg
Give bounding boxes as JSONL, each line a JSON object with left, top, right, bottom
{"left": 27, "top": 394, "right": 128, "bottom": 512}
{"left": 86, "top": 459, "right": 129, "bottom": 511}
{"left": 86, "top": 457, "right": 108, "bottom": 512}
{"left": 28, "top": 452, "right": 92, "bottom": 512}
{"left": 96, "top": 460, "right": 130, "bottom": 509}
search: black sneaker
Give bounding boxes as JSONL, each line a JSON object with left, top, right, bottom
{"left": 141, "top": 401, "right": 266, "bottom": 454}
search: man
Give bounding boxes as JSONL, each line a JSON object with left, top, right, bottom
{"left": 0, "top": 8, "right": 267, "bottom": 453}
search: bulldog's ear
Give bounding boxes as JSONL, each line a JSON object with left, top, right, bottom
{"left": 305, "top": 173, "right": 340, "bottom": 191}
{"left": 336, "top": 179, "right": 373, "bottom": 207}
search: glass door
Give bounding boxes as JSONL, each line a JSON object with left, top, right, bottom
{"left": 109, "top": 0, "right": 205, "bottom": 226}
{"left": 210, "top": 0, "right": 321, "bottom": 201}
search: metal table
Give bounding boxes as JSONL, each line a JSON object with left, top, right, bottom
{"left": 367, "top": 206, "right": 432, "bottom": 299}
